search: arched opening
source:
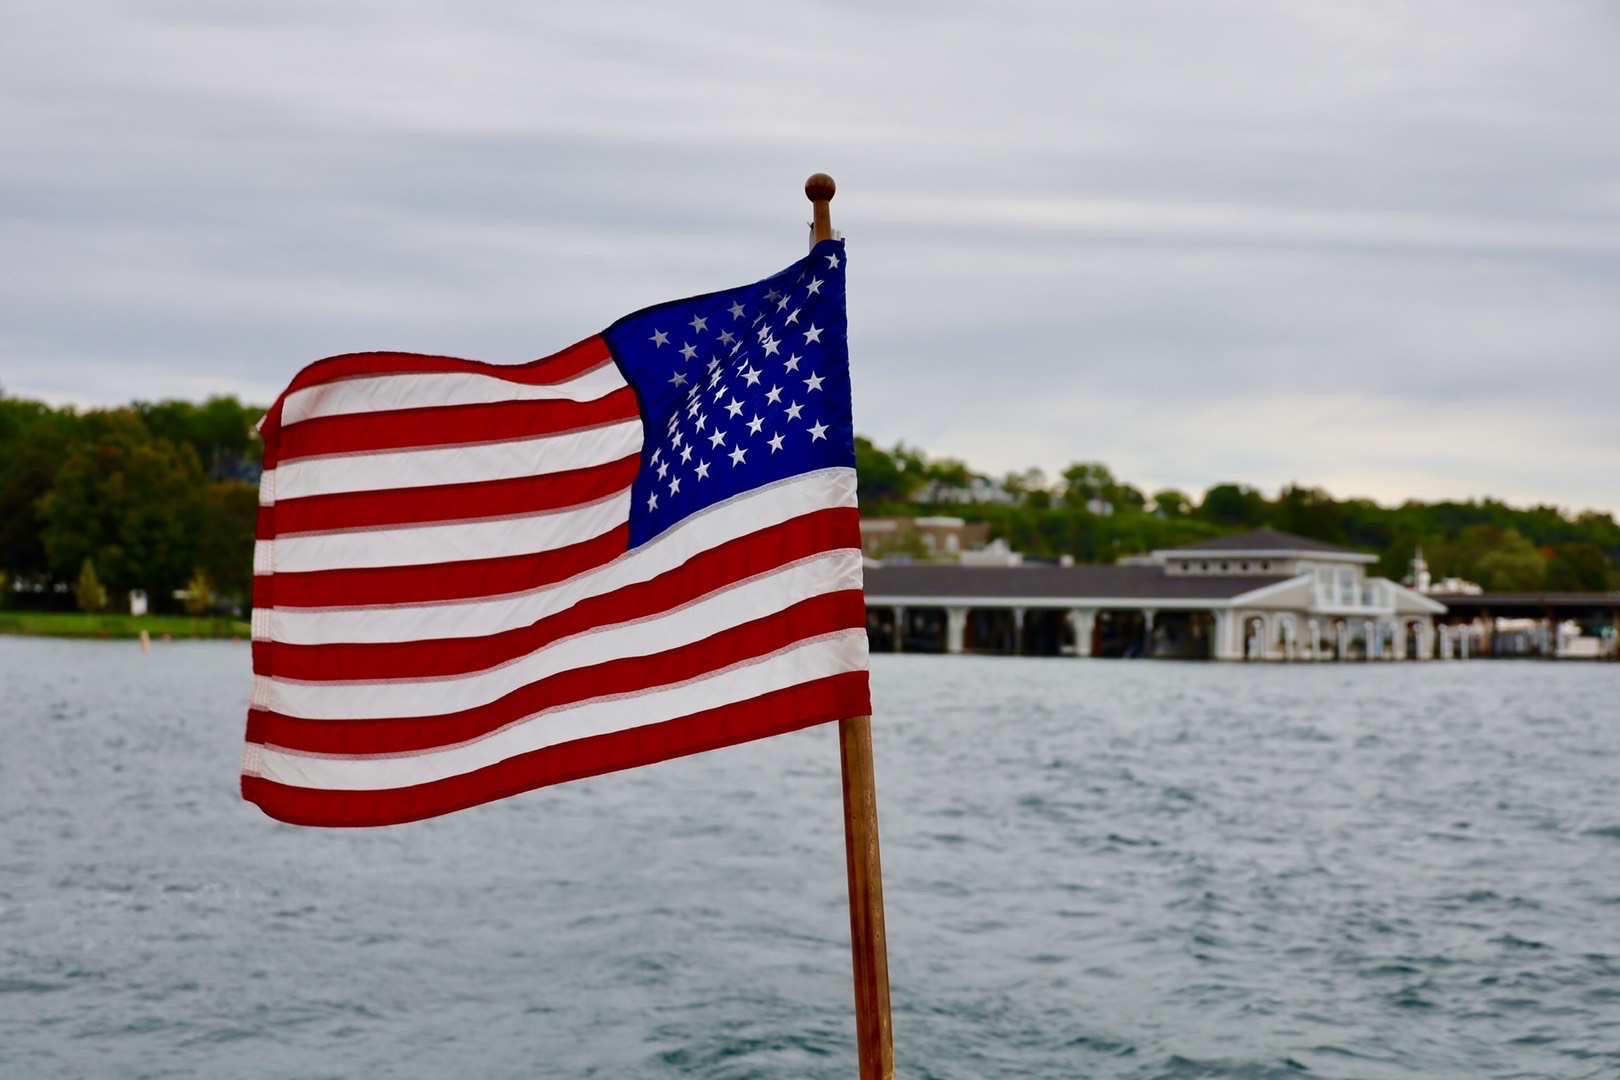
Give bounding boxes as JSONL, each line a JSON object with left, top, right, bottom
{"left": 1243, "top": 615, "right": 1267, "bottom": 660}
{"left": 1404, "top": 619, "right": 1425, "bottom": 660}
{"left": 1020, "top": 609, "right": 1068, "bottom": 657}
{"left": 865, "top": 605, "right": 898, "bottom": 653}
{"left": 1152, "top": 610, "right": 1216, "bottom": 660}
{"left": 1094, "top": 610, "right": 1149, "bottom": 658}
{"left": 900, "top": 607, "right": 948, "bottom": 653}
{"left": 1275, "top": 614, "right": 1298, "bottom": 660}
{"left": 966, "top": 608, "right": 1018, "bottom": 655}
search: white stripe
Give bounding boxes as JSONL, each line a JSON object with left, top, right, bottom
{"left": 258, "top": 467, "right": 858, "bottom": 644}
{"left": 281, "top": 361, "right": 626, "bottom": 426}
{"left": 261, "top": 419, "right": 642, "bottom": 503}
{"left": 247, "top": 629, "right": 867, "bottom": 791}
{"left": 260, "top": 491, "right": 631, "bottom": 574}
{"left": 259, "top": 548, "right": 863, "bottom": 719}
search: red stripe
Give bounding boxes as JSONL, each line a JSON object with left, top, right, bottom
{"left": 259, "top": 508, "right": 860, "bottom": 680}
{"left": 265, "top": 386, "right": 637, "bottom": 468}
{"left": 257, "top": 455, "right": 640, "bottom": 538}
{"left": 279, "top": 338, "right": 612, "bottom": 399}
{"left": 252, "top": 524, "right": 629, "bottom": 609}
{"left": 247, "top": 589, "right": 866, "bottom": 754}
{"left": 241, "top": 671, "right": 870, "bottom": 827}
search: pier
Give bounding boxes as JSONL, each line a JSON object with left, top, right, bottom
{"left": 863, "top": 529, "right": 1620, "bottom": 661}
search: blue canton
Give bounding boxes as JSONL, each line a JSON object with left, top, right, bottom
{"left": 604, "top": 239, "right": 854, "bottom": 549}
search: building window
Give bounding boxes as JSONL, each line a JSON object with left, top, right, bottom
{"left": 1200, "top": 562, "right": 1208, "bottom": 572}
{"left": 1260, "top": 561, "right": 1270, "bottom": 570}
{"left": 1240, "top": 561, "right": 1250, "bottom": 571}
{"left": 1220, "top": 562, "right": 1229, "bottom": 571}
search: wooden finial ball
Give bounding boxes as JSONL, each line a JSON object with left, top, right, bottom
{"left": 805, "top": 173, "right": 836, "bottom": 203}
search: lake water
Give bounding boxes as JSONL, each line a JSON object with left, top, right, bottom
{"left": 2, "top": 638, "right": 1618, "bottom": 1078}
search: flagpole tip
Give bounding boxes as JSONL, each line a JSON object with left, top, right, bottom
{"left": 805, "top": 173, "right": 836, "bottom": 203}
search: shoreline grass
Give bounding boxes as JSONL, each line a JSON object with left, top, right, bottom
{"left": 0, "top": 611, "right": 250, "bottom": 640}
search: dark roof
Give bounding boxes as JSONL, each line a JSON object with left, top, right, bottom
{"left": 1163, "top": 527, "right": 1357, "bottom": 555}
{"left": 863, "top": 563, "right": 1291, "bottom": 601}
{"left": 1431, "top": 591, "right": 1620, "bottom": 611}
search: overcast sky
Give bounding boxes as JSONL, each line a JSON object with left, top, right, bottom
{"left": 4, "top": 1, "right": 1618, "bottom": 513}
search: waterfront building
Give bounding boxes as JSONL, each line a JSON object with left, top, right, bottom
{"left": 863, "top": 527, "right": 1445, "bottom": 660}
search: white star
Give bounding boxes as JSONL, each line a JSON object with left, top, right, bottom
{"left": 776, "top": 294, "right": 790, "bottom": 311}
{"left": 809, "top": 420, "right": 829, "bottom": 442}
{"left": 802, "top": 324, "right": 823, "bottom": 344}
{"left": 762, "top": 336, "right": 781, "bottom": 357}
{"left": 765, "top": 384, "right": 783, "bottom": 405}
{"left": 741, "top": 364, "right": 762, "bottom": 387}
{"left": 765, "top": 288, "right": 782, "bottom": 303}
{"left": 669, "top": 371, "right": 687, "bottom": 387}
{"left": 724, "top": 397, "right": 744, "bottom": 418}
{"left": 650, "top": 329, "right": 669, "bottom": 347}
{"left": 693, "top": 413, "right": 706, "bottom": 431}
{"left": 746, "top": 414, "right": 764, "bottom": 435}
{"left": 708, "top": 368, "right": 723, "bottom": 388}
{"left": 825, "top": 252, "right": 840, "bottom": 269}
{"left": 671, "top": 430, "right": 684, "bottom": 448}
{"left": 687, "top": 397, "right": 702, "bottom": 417}
{"left": 708, "top": 428, "right": 727, "bottom": 449}
{"left": 707, "top": 356, "right": 722, "bottom": 372}
{"left": 784, "top": 308, "right": 800, "bottom": 325}
{"left": 680, "top": 444, "right": 693, "bottom": 463}
{"left": 804, "top": 371, "right": 825, "bottom": 392}
{"left": 695, "top": 459, "right": 710, "bottom": 480}
{"left": 785, "top": 400, "right": 804, "bottom": 421}
{"left": 806, "top": 277, "right": 823, "bottom": 295}
{"left": 727, "top": 301, "right": 745, "bottom": 320}
{"left": 712, "top": 384, "right": 728, "bottom": 402}
{"left": 650, "top": 448, "right": 662, "bottom": 465}
{"left": 768, "top": 432, "right": 785, "bottom": 453}
{"left": 669, "top": 475, "right": 681, "bottom": 495}
{"left": 656, "top": 460, "right": 669, "bottom": 480}
{"left": 689, "top": 314, "right": 708, "bottom": 333}
{"left": 679, "top": 342, "right": 697, "bottom": 361}
{"left": 729, "top": 446, "right": 747, "bottom": 466}
{"left": 784, "top": 353, "right": 802, "bottom": 372}
{"left": 647, "top": 492, "right": 659, "bottom": 510}
{"left": 719, "top": 330, "right": 735, "bottom": 345}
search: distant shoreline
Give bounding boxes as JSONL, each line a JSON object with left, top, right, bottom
{"left": 0, "top": 612, "right": 250, "bottom": 641}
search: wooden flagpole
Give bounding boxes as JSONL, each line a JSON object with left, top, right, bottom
{"left": 806, "top": 172, "right": 895, "bottom": 1080}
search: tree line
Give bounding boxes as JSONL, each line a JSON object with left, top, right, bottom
{"left": 2, "top": 391, "right": 1614, "bottom": 615}
{"left": 856, "top": 438, "right": 1620, "bottom": 592}
{"left": 1, "top": 394, "right": 264, "bottom": 613}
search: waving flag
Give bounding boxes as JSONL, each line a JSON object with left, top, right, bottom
{"left": 243, "top": 240, "right": 870, "bottom": 826}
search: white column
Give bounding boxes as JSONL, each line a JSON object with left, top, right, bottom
{"left": 1336, "top": 621, "right": 1349, "bottom": 661}
{"left": 893, "top": 605, "right": 907, "bottom": 654}
{"left": 1070, "top": 608, "right": 1096, "bottom": 657}
{"left": 1141, "top": 608, "right": 1157, "bottom": 659}
{"left": 1393, "top": 621, "right": 1407, "bottom": 660}
{"left": 945, "top": 607, "right": 967, "bottom": 655}
{"left": 1011, "top": 607, "right": 1025, "bottom": 656}
{"left": 1459, "top": 624, "right": 1470, "bottom": 659}
{"left": 1310, "top": 619, "right": 1322, "bottom": 661}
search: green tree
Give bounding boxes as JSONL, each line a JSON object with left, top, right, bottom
{"left": 38, "top": 413, "right": 207, "bottom": 602}
{"left": 1152, "top": 488, "right": 1192, "bottom": 517}
{"left": 1199, "top": 483, "right": 1267, "bottom": 527}
{"left": 76, "top": 557, "right": 108, "bottom": 612}
{"left": 1545, "top": 543, "right": 1615, "bottom": 591}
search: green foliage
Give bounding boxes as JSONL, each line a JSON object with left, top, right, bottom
{"left": 1, "top": 391, "right": 264, "bottom": 613}
{"left": 852, "top": 435, "right": 1620, "bottom": 588}
{"left": 75, "top": 558, "right": 108, "bottom": 612}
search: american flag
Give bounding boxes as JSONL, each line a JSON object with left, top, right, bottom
{"left": 243, "top": 240, "right": 870, "bottom": 826}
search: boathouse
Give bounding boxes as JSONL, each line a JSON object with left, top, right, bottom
{"left": 863, "top": 527, "right": 1446, "bottom": 660}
